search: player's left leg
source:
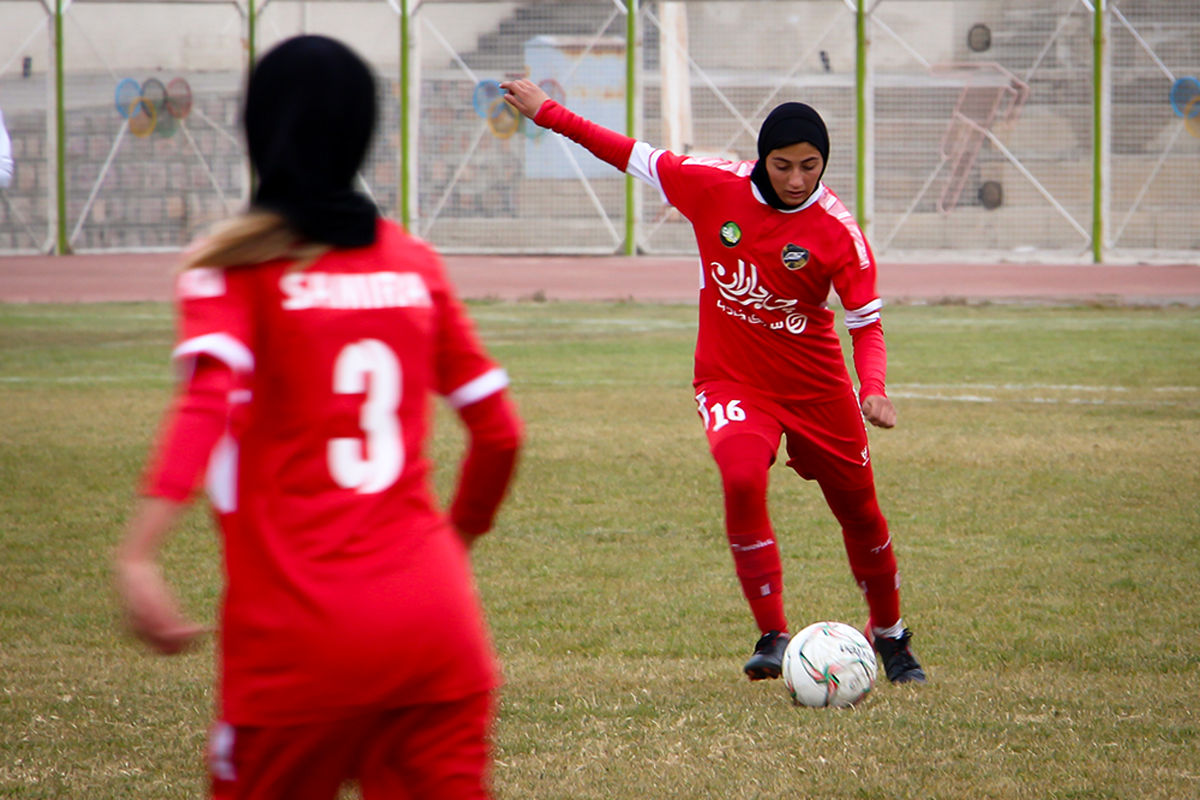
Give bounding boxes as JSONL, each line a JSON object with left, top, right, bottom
{"left": 820, "top": 481, "right": 926, "bottom": 684}
{"left": 818, "top": 481, "right": 898, "bottom": 632}
{"left": 782, "top": 394, "right": 926, "bottom": 684}
{"left": 358, "top": 690, "right": 495, "bottom": 800}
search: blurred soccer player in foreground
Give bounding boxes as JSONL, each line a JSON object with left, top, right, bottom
{"left": 503, "top": 78, "right": 924, "bottom": 685}
{"left": 115, "top": 35, "right": 522, "bottom": 799}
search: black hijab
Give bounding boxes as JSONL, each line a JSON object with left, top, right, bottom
{"left": 244, "top": 35, "right": 379, "bottom": 248}
{"left": 749, "top": 102, "right": 830, "bottom": 210}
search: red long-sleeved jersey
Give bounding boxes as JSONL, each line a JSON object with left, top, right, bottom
{"left": 142, "top": 218, "right": 521, "bottom": 725}
{"left": 536, "top": 100, "right": 887, "bottom": 404}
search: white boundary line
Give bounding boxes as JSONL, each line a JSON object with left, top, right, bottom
{"left": 892, "top": 382, "right": 1198, "bottom": 393}
{"left": 0, "top": 375, "right": 169, "bottom": 384}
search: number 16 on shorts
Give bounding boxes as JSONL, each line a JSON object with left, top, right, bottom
{"left": 696, "top": 391, "right": 746, "bottom": 432}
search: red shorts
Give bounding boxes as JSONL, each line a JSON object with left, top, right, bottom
{"left": 208, "top": 690, "right": 494, "bottom": 800}
{"left": 694, "top": 380, "right": 874, "bottom": 490}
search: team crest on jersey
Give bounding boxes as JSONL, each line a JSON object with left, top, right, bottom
{"left": 719, "top": 221, "right": 742, "bottom": 247}
{"left": 781, "top": 243, "right": 810, "bottom": 271}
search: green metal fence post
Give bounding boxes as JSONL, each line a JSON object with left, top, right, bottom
{"left": 399, "top": 0, "right": 411, "bottom": 231}
{"left": 245, "top": 0, "right": 257, "bottom": 198}
{"left": 855, "top": 0, "right": 868, "bottom": 231}
{"left": 1092, "top": 0, "right": 1106, "bottom": 263}
{"left": 246, "top": 0, "right": 256, "bottom": 72}
{"left": 54, "top": 0, "right": 67, "bottom": 254}
{"left": 624, "top": 0, "right": 637, "bottom": 255}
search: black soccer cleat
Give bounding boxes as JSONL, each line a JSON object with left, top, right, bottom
{"left": 871, "top": 628, "right": 927, "bottom": 684}
{"left": 743, "top": 630, "right": 790, "bottom": 681}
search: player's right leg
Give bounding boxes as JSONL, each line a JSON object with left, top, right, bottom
{"left": 696, "top": 383, "right": 789, "bottom": 679}
{"left": 208, "top": 718, "right": 364, "bottom": 800}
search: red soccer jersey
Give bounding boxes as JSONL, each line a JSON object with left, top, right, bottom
{"left": 639, "top": 150, "right": 883, "bottom": 403}
{"left": 533, "top": 99, "right": 888, "bottom": 403}
{"left": 163, "top": 219, "right": 506, "bottom": 726}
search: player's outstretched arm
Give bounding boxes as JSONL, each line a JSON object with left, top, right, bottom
{"left": 501, "top": 78, "right": 636, "bottom": 173}
{"left": 501, "top": 79, "right": 550, "bottom": 121}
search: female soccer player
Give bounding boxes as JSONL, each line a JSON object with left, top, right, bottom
{"left": 114, "top": 36, "right": 523, "bottom": 799}
{"left": 502, "top": 79, "right": 924, "bottom": 685}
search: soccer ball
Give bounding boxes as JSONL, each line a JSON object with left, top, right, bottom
{"left": 782, "top": 621, "right": 878, "bottom": 708}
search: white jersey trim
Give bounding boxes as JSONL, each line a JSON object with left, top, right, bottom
{"left": 206, "top": 433, "right": 238, "bottom": 514}
{"left": 172, "top": 333, "right": 255, "bottom": 374}
{"left": 750, "top": 181, "right": 826, "bottom": 212}
{"left": 844, "top": 298, "right": 884, "bottom": 330}
{"left": 818, "top": 191, "right": 872, "bottom": 270}
{"left": 207, "top": 721, "right": 237, "bottom": 782}
{"left": 627, "top": 142, "right": 667, "bottom": 202}
{"left": 445, "top": 367, "right": 509, "bottom": 410}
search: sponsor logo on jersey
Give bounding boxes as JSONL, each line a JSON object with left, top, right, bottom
{"left": 719, "top": 221, "right": 742, "bottom": 247}
{"left": 710, "top": 258, "right": 808, "bottom": 334}
{"left": 280, "top": 271, "right": 432, "bottom": 311}
{"left": 781, "top": 243, "right": 809, "bottom": 271}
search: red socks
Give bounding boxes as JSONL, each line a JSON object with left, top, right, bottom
{"left": 713, "top": 435, "right": 904, "bottom": 635}
{"left": 820, "top": 483, "right": 901, "bottom": 630}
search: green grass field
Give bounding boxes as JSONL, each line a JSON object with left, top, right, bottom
{"left": 2, "top": 300, "right": 1198, "bottom": 799}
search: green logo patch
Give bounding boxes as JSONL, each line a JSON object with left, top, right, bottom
{"left": 720, "top": 221, "right": 742, "bottom": 247}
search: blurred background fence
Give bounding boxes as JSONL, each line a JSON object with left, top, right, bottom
{"left": 0, "top": 0, "right": 1196, "bottom": 262}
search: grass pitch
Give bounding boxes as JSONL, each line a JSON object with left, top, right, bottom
{"left": 1, "top": 301, "right": 1197, "bottom": 799}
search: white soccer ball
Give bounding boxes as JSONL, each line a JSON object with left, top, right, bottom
{"left": 782, "top": 621, "right": 878, "bottom": 708}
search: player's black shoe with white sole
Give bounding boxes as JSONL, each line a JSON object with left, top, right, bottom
{"left": 743, "top": 630, "right": 789, "bottom": 680}
{"left": 871, "top": 628, "right": 927, "bottom": 684}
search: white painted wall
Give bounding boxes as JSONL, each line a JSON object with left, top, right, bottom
{"left": 0, "top": 1, "right": 994, "bottom": 78}
{"left": 0, "top": 0, "right": 519, "bottom": 75}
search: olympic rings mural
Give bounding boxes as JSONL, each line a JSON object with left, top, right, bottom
{"left": 472, "top": 78, "right": 565, "bottom": 140}
{"left": 114, "top": 77, "right": 194, "bottom": 139}
{"left": 1169, "top": 76, "right": 1200, "bottom": 139}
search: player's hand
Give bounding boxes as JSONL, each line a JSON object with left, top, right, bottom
{"left": 114, "top": 557, "right": 208, "bottom": 655}
{"left": 861, "top": 394, "right": 896, "bottom": 429}
{"left": 501, "top": 79, "right": 551, "bottom": 120}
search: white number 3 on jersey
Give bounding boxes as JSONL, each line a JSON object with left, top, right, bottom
{"left": 328, "top": 339, "right": 404, "bottom": 493}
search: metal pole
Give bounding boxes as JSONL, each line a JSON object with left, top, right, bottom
{"left": 1092, "top": 0, "right": 1106, "bottom": 263}
{"left": 399, "top": 0, "right": 410, "bottom": 230}
{"left": 247, "top": 0, "right": 257, "bottom": 71}
{"left": 624, "top": 0, "right": 637, "bottom": 255}
{"left": 855, "top": 0, "right": 868, "bottom": 230}
{"left": 54, "top": 0, "right": 67, "bottom": 253}
{"left": 246, "top": 0, "right": 258, "bottom": 199}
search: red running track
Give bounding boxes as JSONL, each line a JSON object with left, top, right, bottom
{"left": 2, "top": 252, "right": 1198, "bottom": 306}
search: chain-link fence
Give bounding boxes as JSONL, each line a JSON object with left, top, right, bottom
{"left": 1, "top": 0, "right": 54, "bottom": 253}
{"left": 1108, "top": 0, "right": 1198, "bottom": 252}
{"left": 1, "top": 0, "right": 1196, "bottom": 261}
